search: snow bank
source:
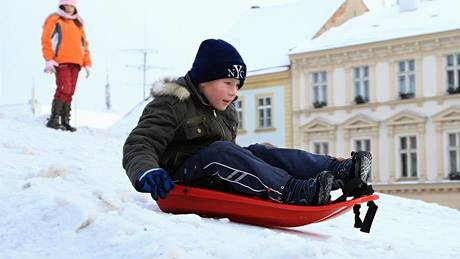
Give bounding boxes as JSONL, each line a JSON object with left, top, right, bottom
{"left": 0, "top": 112, "right": 459, "bottom": 259}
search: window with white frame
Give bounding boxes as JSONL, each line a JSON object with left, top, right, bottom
{"left": 353, "top": 66, "right": 369, "bottom": 104}
{"left": 448, "top": 132, "right": 460, "bottom": 174}
{"left": 312, "top": 71, "right": 327, "bottom": 108}
{"left": 446, "top": 54, "right": 460, "bottom": 94}
{"left": 313, "top": 142, "right": 329, "bottom": 155}
{"left": 235, "top": 100, "right": 244, "bottom": 130}
{"left": 257, "top": 96, "right": 272, "bottom": 129}
{"left": 399, "top": 136, "right": 418, "bottom": 178}
{"left": 397, "top": 60, "right": 416, "bottom": 99}
{"left": 354, "top": 139, "right": 371, "bottom": 152}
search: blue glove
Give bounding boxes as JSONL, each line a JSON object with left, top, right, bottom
{"left": 137, "top": 168, "right": 174, "bottom": 200}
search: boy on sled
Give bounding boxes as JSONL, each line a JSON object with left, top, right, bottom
{"left": 122, "top": 39, "right": 372, "bottom": 206}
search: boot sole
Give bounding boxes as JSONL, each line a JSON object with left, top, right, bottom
{"left": 317, "top": 171, "right": 333, "bottom": 205}
{"left": 46, "top": 124, "right": 63, "bottom": 130}
{"left": 354, "top": 152, "right": 372, "bottom": 182}
{"left": 46, "top": 124, "right": 69, "bottom": 131}
{"left": 62, "top": 127, "right": 77, "bottom": 132}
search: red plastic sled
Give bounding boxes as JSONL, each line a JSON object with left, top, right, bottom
{"left": 157, "top": 185, "right": 379, "bottom": 228}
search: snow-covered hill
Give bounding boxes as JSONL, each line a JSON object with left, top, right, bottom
{"left": 0, "top": 111, "right": 459, "bottom": 259}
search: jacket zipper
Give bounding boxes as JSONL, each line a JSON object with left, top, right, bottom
{"left": 213, "top": 109, "right": 227, "bottom": 140}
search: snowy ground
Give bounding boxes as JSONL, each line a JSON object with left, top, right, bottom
{"left": 1, "top": 109, "right": 459, "bottom": 259}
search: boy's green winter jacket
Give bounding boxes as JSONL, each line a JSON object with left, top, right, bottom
{"left": 122, "top": 74, "right": 238, "bottom": 190}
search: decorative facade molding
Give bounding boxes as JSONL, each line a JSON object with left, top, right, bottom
{"left": 292, "top": 94, "right": 460, "bottom": 115}
{"left": 301, "top": 118, "right": 337, "bottom": 154}
{"left": 384, "top": 110, "right": 427, "bottom": 183}
{"left": 340, "top": 114, "right": 380, "bottom": 182}
{"left": 374, "top": 182, "right": 460, "bottom": 194}
{"left": 432, "top": 106, "right": 460, "bottom": 180}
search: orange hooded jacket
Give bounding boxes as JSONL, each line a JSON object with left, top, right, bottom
{"left": 41, "top": 14, "right": 92, "bottom": 67}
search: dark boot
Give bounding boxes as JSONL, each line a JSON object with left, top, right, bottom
{"left": 350, "top": 151, "right": 372, "bottom": 182}
{"left": 316, "top": 171, "right": 334, "bottom": 205}
{"left": 61, "top": 103, "right": 77, "bottom": 132}
{"left": 46, "top": 99, "right": 64, "bottom": 130}
{"left": 331, "top": 151, "right": 372, "bottom": 190}
{"left": 282, "top": 171, "right": 334, "bottom": 206}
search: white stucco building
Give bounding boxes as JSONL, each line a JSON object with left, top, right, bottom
{"left": 290, "top": 0, "right": 460, "bottom": 208}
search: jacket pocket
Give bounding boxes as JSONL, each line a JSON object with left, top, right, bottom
{"left": 184, "top": 116, "right": 207, "bottom": 140}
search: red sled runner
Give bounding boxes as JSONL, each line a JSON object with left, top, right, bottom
{"left": 157, "top": 182, "right": 379, "bottom": 233}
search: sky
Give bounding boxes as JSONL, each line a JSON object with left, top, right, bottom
{"left": 0, "top": 105, "right": 459, "bottom": 259}
{"left": 0, "top": 0, "right": 389, "bottom": 116}
{"left": 0, "top": 0, "right": 300, "bottom": 115}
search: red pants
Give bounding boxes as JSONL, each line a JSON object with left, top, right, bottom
{"left": 54, "top": 63, "right": 81, "bottom": 103}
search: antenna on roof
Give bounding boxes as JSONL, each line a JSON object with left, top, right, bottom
{"left": 105, "top": 69, "right": 111, "bottom": 111}
{"left": 124, "top": 48, "right": 169, "bottom": 101}
{"left": 30, "top": 78, "right": 38, "bottom": 117}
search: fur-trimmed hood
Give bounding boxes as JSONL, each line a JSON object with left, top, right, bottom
{"left": 151, "top": 77, "right": 191, "bottom": 101}
{"left": 151, "top": 75, "right": 211, "bottom": 107}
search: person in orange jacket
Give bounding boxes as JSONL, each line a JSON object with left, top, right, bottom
{"left": 41, "top": 0, "right": 92, "bottom": 131}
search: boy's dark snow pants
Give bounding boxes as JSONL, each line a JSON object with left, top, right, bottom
{"left": 172, "top": 141, "right": 341, "bottom": 202}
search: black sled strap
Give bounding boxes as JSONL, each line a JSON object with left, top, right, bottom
{"left": 359, "top": 201, "right": 378, "bottom": 233}
{"left": 353, "top": 204, "right": 362, "bottom": 228}
{"left": 334, "top": 179, "right": 378, "bottom": 233}
{"left": 353, "top": 201, "right": 378, "bottom": 233}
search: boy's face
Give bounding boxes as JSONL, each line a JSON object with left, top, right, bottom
{"left": 199, "top": 78, "right": 239, "bottom": 111}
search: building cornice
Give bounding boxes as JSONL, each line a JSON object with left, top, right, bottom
{"left": 374, "top": 181, "right": 460, "bottom": 194}
{"left": 293, "top": 93, "right": 460, "bottom": 116}
{"left": 291, "top": 29, "right": 460, "bottom": 68}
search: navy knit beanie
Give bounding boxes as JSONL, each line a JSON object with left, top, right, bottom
{"left": 189, "top": 39, "right": 246, "bottom": 88}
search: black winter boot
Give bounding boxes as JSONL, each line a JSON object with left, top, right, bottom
{"left": 46, "top": 99, "right": 64, "bottom": 130}
{"left": 331, "top": 151, "right": 372, "bottom": 190}
{"left": 350, "top": 151, "right": 372, "bottom": 182}
{"left": 61, "top": 103, "right": 77, "bottom": 132}
{"left": 282, "top": 171, "right": 334, "bottom": 206}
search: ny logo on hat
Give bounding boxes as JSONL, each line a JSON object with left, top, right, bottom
{"left": 227, "top": 65, "right": 245, "bottom": 79}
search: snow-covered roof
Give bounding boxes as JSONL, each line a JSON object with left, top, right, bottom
{"left": 291, "top": 0, "right": 460, "bottom": 54}
{"left": 224, "top": 0, "right": 345, "bottom": 73}
{"left": 110, "top": 98, "right": 151, "bottom": 135}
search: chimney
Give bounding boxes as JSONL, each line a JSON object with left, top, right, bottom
{"left": 399, "top": 0, "right": 419, "bottom": 12}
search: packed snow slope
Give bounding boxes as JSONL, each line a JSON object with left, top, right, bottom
{"left": 0, "top": 111, "right": 459, "bottom": 259}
